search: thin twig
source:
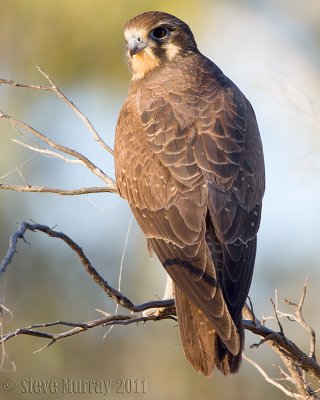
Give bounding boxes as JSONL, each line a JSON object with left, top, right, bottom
{"left": 0, "top": 153, "right": 38, "bottom": 181}
{"left": 0, "top": 303, "right": 16, "bottom": 372}
{"left": 0, "top": 78, "right": 51, "bottom": 91}
{"left": 0, "top": 312, "right": 177, "bottom": 349}
{"left": 0, "top": 67, "right": 114, "bottom": 156}
{"left": 36, "top": 66, "right": 114, "bottom": 156}
{"left": 243, "top": 354, "right": 305, "bottom": 399}
{"left": 104, "top": 215, "right": 133, "bottom": 339}
{"left": 11, "top": 138, "right": 82, "bottom": 164}
{"left": 244, "top": 285, "right": 320, "bottom": 397}
{"left": 0, "top": 184, "right": 115, "bottom": 196}
{"left": 283, "top": 279, "right": 317, "bottom": 360}
{"left": 0, "top": 111, "right": 116, "bottom": 190}
{"left": 271, "top": 290, "right": 286, "bottom": 337}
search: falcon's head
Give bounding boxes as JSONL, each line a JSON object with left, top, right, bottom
{"left": 124, "top": 11, "right": 198, "bottom": 80}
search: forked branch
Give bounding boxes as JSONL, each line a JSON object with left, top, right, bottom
{"left": 0, "top": 67, "right": 117, "bottom": 194}
{"left": 1, "top": 66, "right": 114, "bottom": 156}
{"left": 244, "top": 286, "right": 320, "bottom": 398}
{"left": 0, "top": 222, "right": 319, "bottom": 396}
{"left": 0, "top": 222, "right": 176, "bottom": 314}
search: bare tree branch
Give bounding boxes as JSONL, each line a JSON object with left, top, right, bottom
{"left": 0, "top": 313, "right": 177, "bottom": 352}
{"left": 0, "top": 111, "right": 117, "bottom": 190}
{"left": 1, "top": 66, "right": 114, "bottom": 156}
{"left": 11, "top": 138, "right": 83, "bottom": 164}
{"left": 283, "top": 279, "right": 317, "bottom": 360}
{"left": 0, "top": 221, "right": 319, "bottom": 393}
{"left": 0, "top": 184, "right": 115, "bottom": 196}
{"left": 245, "top": 319, "right": 320, "bottom": 384}
{"left": 243, "top": 354, "right": 307, "bottom": 399}
{"left": 244, "top": 286, "right": 320, "bottom": 398}
{"left": 1, "top": 67, "right": 117, "bottom": 192}
{"left": 0, "top": 222, "right": 176, "bottom": 314}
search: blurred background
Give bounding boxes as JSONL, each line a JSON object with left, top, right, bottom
{"left": 0, "top": 0, "right": 319, "bottom": 399}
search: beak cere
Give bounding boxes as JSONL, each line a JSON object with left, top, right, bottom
{"left": 128, "top": 37, "right": 147, "bottom": 58}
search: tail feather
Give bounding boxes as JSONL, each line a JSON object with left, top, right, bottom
{"left": 175, "top": 283, "right": 243, "bottom": 376}
{"left": 175, "top": 284, "right": 215, "bottom": 376}
{"left": 215, "top": 323, "right": 244, "bottom": 375}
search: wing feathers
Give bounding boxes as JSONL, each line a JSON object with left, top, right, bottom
{"left": 114, "top": 51, "right": 264, "bottom": 376}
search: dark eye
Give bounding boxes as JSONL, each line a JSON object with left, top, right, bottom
{"left": 150, "top": 27, "right": 169, "bottom": 40}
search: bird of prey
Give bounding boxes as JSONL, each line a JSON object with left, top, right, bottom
{"left": 114, "top": 11, "right": 265, "bottom": 376}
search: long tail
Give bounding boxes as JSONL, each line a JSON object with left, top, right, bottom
{"left": 174, "top": 283, "right": 243, "bottom": 376}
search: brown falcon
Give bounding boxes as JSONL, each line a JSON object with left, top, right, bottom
{"left": 114, "top": 11, "right": 265, "bottom": 376}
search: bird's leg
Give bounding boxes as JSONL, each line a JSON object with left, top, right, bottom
{"left": 142, "top": 274, "right": 174, "bottom": 317}
{"left": 163, "top": 274, "right": 174, "bottom": 299}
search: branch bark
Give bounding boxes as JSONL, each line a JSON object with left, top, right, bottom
{"left": 0, "top": 222, "right": 319, "bottom": 398}
{"left": 0, "top": 184, "right": 115, "bottom": 196}
{"left": 0, "top": 222, "right": 176, "bottom": 314}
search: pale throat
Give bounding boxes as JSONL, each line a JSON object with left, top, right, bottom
{"left": 129, "top": 48, "right": 160, "bottom": 81}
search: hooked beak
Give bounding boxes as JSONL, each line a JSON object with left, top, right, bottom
{"left": 128, "top": 37, "right": 147, "bottom": 58}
